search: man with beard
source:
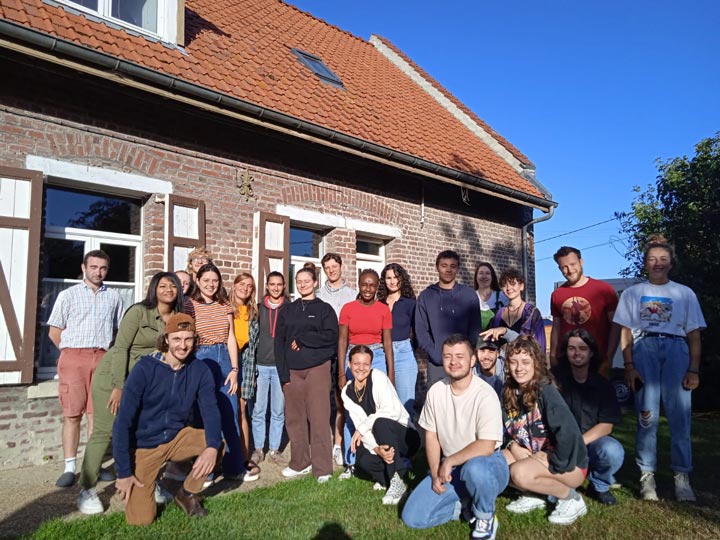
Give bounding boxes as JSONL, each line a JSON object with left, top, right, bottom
{"left": 112, "top": 313, "right": 222, "bottom": 525}
{"left": 549, "top": 246, "right": 619, "bottom": 373}
{"left": 402, "top": 334, "right": 508, "bottom": 540}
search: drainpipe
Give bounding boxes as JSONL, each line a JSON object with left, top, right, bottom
{"left": 522, "top": 205, "right": 555, "bottom": 302}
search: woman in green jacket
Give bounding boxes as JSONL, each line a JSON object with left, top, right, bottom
{"left": 77, "top": 271, "right": 184, "bottom": 515}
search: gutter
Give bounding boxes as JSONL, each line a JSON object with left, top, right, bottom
{"left": 0, "top": 19, "right": 557, "bottom": 210}
{"left": 522, "top": 204, "right": 555, "bottom": 301}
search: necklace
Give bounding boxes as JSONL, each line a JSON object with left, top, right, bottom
{"left": 354, "top": 381, "right": 367, "bottom": 402}
{"left": 505, "top": 302, "right": 525, "bottom": 326}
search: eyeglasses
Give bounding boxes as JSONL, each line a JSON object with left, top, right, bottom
{"left": 192, "top": 257, "right": 209, "bottom": 264}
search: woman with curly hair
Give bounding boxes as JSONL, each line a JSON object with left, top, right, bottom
{"left": 614, "top": 235, "right": 705, "bottom": 502}
{"left": 491, "top": 269, "right": 546, "bottom": 351}
{"left": 230, "top": 272, "right": 260, "bottom": 481}
{"left": 186, "top": 246, "right": 213, "bottom": 278}
{"left": 502, "top": 336, "right": 588, "bottom": 525}
{"left": 378, "top": 263, "right": 417, "bottom": 418}
{"left": 474, "top": 262, "right": 508, "bottom": 330}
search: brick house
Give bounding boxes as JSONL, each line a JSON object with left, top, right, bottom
{"left": 0, "top": 0, "right": 555, "bottom": 468}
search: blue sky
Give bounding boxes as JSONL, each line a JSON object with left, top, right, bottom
{"left": 291, "top": 0, "right": 720, "bottom": 315}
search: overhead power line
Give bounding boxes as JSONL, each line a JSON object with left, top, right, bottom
{"left": 535, "top": 216, "right": 620, "bottom": 244}
{"left": 537, "top": 237, "right": 629, "bottom": 262}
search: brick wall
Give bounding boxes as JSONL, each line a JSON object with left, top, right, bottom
{"left": 0, "top": 386, "right": 83, "bottom": 470}
{"left": 0, "top": 53, "right": 539, "bottom": 469}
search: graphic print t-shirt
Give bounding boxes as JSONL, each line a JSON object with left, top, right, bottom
{"left": 613, "top": 281, "right": 706, "bottom": 337}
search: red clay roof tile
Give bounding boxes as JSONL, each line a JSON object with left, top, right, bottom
{"left": 0, "top": 0, "right": 545, "bottom": 200}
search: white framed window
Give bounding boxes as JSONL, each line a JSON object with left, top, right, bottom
{"left": 58, "top": 0, "right": 179, "bottom": 43}
{"left": 356, "top": 237, "right": 386, "bottom": 280}
{"left": 36, "top": 186, "right": 143, "bottom": 379}
{"left": 288, "top": 225, "right": 326, "bottom": 299}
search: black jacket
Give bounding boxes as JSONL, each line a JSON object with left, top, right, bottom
{"left": 275, "top": 297, "right": 338, "bottom": 384}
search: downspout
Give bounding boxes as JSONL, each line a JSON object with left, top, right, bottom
{"left": 522, "top": 205, "right": 555, "bottom": 302}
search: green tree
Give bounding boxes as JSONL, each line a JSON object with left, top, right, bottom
{"left": 619, "top": 133, "right": 720, "bottom": 410}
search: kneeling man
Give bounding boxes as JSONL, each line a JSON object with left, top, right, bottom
{"left": 402, "top": 334, "right": 509, "bottom": 540}
{"left": 112, "top": 313, "right": 222, "bottom": 525}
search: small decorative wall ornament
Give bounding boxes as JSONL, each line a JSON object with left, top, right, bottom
{"left": 237, "top": 169, "right": 255, "bottom": 201}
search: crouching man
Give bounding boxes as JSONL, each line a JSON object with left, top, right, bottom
{"left": 112, "top": 313, "right": 222, "bottom": 525}
{"left": 402, "top": 334, "right": 509, "bottom": 540}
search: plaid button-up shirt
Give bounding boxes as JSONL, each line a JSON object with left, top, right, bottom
{"left": 47, "top": 281, "right": 124, "bottom": 350}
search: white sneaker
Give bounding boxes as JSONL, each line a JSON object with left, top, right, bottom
{"left": 674, "top": 472, "right": 696, "bottom": 502}
{"left": 640, "top": 471, "right": 659, "bottom": 501}
{"left": 77, "top": 488, "right": 104, "bottom": 515}
{"left": 506, "top": 495, "right": 546, "bottom": 514}
{"left": 317, "top": 474, "right": 332, "bottom": 484}
{"left": 338, "top": 465, "right": 354, "bottom": 480}
{"left": 281, "top": 465, "right": 312, "bottom": 478}
{"left": 471, "top": 515, "right": 498, "bottom": 540}
{"left": 548, "top": 495, "right": 587, "bottom": 525}
{"left": 372, "top": 482, "right": 385, "bottom": 491}
{"left": 154, "top": 482, "right": 173, "bottom": 505}
{"left": 381, "top": 473, "right": 407, "bottom": 505}
{"left": 332, "top": 445, "right": 344, "bottom": 466}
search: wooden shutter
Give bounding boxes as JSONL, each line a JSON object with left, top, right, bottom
{"left": 252, "top": 211, "right": 289, "bottom": 302}
{"left": 0, "top": 167, "right": 43, "bottom": 384}
{"left": 166, "top": 195, "right": 206, "bottom": 271}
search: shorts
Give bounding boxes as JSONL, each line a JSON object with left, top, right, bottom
{"left": 57, "top": 348, "right": 106, "bottom": 417}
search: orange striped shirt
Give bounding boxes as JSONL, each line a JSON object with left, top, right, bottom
{"left": 185, "top": 299, "right": 233, "bottom": 345}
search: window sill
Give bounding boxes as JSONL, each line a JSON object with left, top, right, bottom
{"left": 27, "top": 380, "right": 58, "bottom": 400}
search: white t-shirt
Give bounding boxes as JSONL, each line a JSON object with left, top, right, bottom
{"left": 476, "top": 289, "right": 508, "bottom": 312}
{"left": 418, "top": 376, "right": 503, "bottom": 456}
{"left": 613, "top": 280, "right": 706, "bottom": 337}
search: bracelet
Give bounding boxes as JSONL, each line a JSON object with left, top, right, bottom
{"left": 624, "top": 363, "right": 634, "bottom": 368}
{"left": 687, "top": 368, "right": 699, "bottom": 374}
{"left": 230, "top": 367, "right": 239, "bottom": 372}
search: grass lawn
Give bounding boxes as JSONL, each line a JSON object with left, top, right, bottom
{"left": 27, "top": 413, "right": 720, "bottom": 540}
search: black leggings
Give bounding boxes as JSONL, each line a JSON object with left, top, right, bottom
{"left": 355, "top": 417, "right": 420, "bottom": 485}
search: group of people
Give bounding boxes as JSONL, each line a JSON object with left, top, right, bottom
{"left": 46, "top": 236, "right": 704, "bottom": 538}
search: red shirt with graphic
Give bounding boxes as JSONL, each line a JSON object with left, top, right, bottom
{"left": 550, "top": 277, "right": 618, "bottom": 358}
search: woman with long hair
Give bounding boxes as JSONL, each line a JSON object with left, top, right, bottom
{"left": 185, "top": 263, "right": 243, "bottom": 481}
{"left": 377, "top": 263, "right": 417, "bottom": 418}
{"left": 276, "top": 266, "right": 338, "bottom": 483}
{"left": 337, "top": 268, "right": 394, "bottom": 478}
{"left": 251, "top": 272, "right": 289, "bottom": 465}
{"left": 77, "top": 272, "right": 184, "bottom": 514}
{"left": 614, "top": 235, "right": 705, "bottom": 502}
{"left": 502, "top": 336, "right": 588, "bottom": 525}
{"left": 554, "top": 328, "right": 624, "bottom": 505}
{"left": 473, "top": 262, "right": 508, "bottom": 331}
{"left": 490, "top": 269, "right": 546, "bottom": 351}
{"left": 229, "top": 272, "right": 260, "bottom": 480}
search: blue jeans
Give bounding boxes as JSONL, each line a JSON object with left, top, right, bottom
{"left": 587, "top": 436, "right": 624, "bottom": 492}
{"left": 196, "top": 343, "right": 244, "bottom": 477}
{"left": 402, "top": 450, "right": 509, "bottom": 528}
{"left": 251, "top": 365, "right": 285, "bottom": 451}
{"left": 633, "top": 336, "right": 692, "bottom": 473}
{"left": 343, "top": 346, "right": 387, "bottom": 465}
{"left": 393, "top": 339, "right": 418, "bottom": 419}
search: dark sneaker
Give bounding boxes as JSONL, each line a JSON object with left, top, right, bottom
{"left": 56, "top": 472, "right": 76, "bottom": 488}
{"left": 174, "top": 490, "right": 208, "bottom": 517}
{"left": 98, "top": 468, "right": 116, "bottom": 482}
{"left": 586, "top": 485, "right": 617, "bottom": 505}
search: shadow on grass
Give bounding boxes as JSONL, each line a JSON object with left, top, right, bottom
{"left": 313, "top": 522, "right": 351, "bottom": 540}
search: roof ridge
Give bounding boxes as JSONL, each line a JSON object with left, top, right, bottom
{"left": 370, "top": 34, "right": 534, "bottom": 169}
{"left": 278, "top": 0, "right": 369, "bottom": 46}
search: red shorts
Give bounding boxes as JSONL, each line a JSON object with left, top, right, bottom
{"left": 57, "top": 348, "right": 105, "bottom": 417}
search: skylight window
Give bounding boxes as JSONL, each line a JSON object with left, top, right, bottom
{"left": 291, "top": 48, "right": 344, "bottom": 89}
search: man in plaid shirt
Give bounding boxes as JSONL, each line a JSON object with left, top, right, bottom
{"left": 48, "top": 249, "right": 124, "bottom": 488}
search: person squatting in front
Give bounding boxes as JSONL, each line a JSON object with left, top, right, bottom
{"left": 112, "top": 313, "right": 222, "bottom": 525}
{"left": 402, "top": 334, "right": 509, "bottom": 540}
{"left": 341, "top": 345, "right": 420, "bottom": 505}
{"left": 502, "top": 336, "right": 589, "bottom": 525}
